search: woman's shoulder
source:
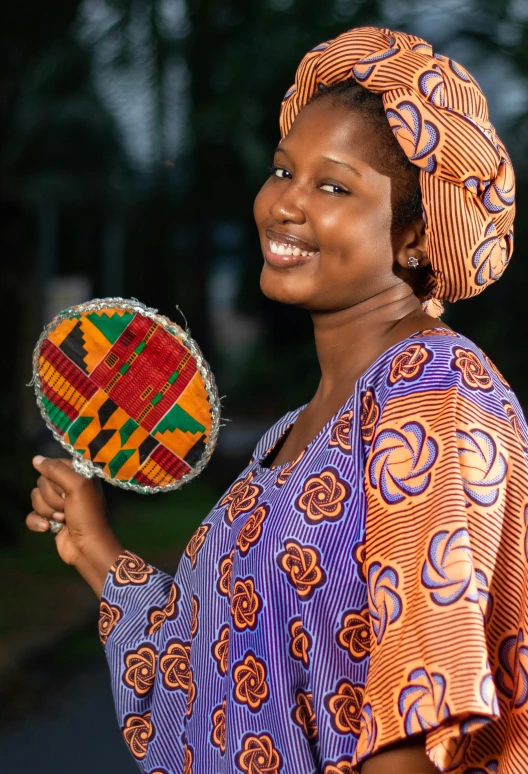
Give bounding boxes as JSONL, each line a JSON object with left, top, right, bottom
{"left": 363, "top": 325, "right": 512, "bottom": 397}
{"left": 249, "top": 405, "right": 305, "bottom": 465}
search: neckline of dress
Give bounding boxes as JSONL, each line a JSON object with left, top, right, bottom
{"left": 255, "top": 326, "right": 457, "bottom": 472}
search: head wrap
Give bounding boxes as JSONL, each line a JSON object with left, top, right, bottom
{"left": 280, "top": 27, "right": 515, "bottom": 316}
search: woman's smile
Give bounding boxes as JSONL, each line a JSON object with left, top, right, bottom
{"left": 264, "top": 228, "right": 320, "bottom": 268}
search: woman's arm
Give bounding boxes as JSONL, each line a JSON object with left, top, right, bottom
{"left": 361, "top": 737, "right": 439, "bottom": 774}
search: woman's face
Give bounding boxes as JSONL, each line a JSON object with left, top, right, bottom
{"left": 254, "top": 96, "right": 414, "bottom": 311}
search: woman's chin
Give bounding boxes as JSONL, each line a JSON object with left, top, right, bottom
{"left": 259, "top": 265, "right": 314, "bottom": 306}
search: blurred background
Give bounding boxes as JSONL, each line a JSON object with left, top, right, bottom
{"left": 2, "top": 0, "right": 528, "bottom": 770}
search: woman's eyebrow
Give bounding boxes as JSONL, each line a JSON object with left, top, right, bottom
{"left": 274, "top": 147, "right": 362, "bottom": 178}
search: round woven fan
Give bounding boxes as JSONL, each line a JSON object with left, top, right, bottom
{"left": 32, "top": 298, "right": 220, "bottom": 493}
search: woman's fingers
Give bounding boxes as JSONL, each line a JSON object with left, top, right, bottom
{"left": 32, "top": 456, "right": 84, "bottom": 494}
{"left": 37, "top": 474, "right": 65, "bottom": 512}
{"left": 26, "top": 512, "right": 51, "bottom": 532}
{"left": 31, "top": 487, "right": 56, "bottom": 518}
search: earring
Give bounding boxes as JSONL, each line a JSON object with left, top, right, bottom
{"left": 408, "top": 255, "right": 420, "bottom": 269}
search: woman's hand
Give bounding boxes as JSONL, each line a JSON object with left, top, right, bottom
{"left": 27, "top": 456, "right": 124, "bottom": 597}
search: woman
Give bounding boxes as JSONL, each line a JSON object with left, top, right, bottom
{"left": 27, "top": 27, "right": 527, "bottom": 774}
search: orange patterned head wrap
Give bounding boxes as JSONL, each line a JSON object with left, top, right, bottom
{"left": 280, "top": 27, "right": 515, "bottom": 316}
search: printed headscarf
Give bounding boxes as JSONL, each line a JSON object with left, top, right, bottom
{"left": 279, "top": 27, "right": 515, "bottom": 316}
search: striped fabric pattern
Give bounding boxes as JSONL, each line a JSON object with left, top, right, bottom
{"left": 279, "top": 27, "right": 516, "bottom": 316}
{"left": 100, "top": 329, "right": 528, "bottom": 773}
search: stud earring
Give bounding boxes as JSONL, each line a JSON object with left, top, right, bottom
{"left": 408, "top": 255, "right": 420, "bottom": 269}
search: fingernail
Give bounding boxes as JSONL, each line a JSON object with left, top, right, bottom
{"left": 37, "top": 520, "right": 49, "bottom": 531}
{"left": 33, "top": 455, "right": 46, "bottom": 466}
{"left": 61, "top": 493, "right": 66, "bottom": 499}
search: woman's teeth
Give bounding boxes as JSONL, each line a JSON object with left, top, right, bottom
{"left": 269, "top": 240, "right": 317, "bottom": 257}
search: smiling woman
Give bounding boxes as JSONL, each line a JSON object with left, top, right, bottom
{"left": 27, "top": 25, "right": 527, "bottom": 774}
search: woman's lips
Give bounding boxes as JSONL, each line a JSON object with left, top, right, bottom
{"left": 264, "top": 239, "right": 320, "bottom": 268}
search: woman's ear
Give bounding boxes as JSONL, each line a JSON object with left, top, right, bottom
{"left": 393, "top": 217, "right": 430, "bottom": 272}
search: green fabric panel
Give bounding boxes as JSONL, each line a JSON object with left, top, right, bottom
{"left": 41, "top": 395, "right": 72, "bottom": 433}
{"left": 151, "top": 392, "right": 163, "bottom": 406}
{"left": 68, "top": 415, "right": 93, "bottom": 446}
{"left": 168, "top": 370, "right": 179, "bottom": 385}
{"left": 108, "top": 448, "right": 135, "bottom": 477}
{"left": 135, "top": 340, "right": 146, "bottom": 355}
{"left": 120, "top": 418, "right": 138, "bottom": 446}
{"left": 119, "top": 361, "right": 131, "bottom": 375}
{"left": 154, "top": 403, "right": 205, "bottom": 436}
{"left": 86, "top": 311, "right": 134, "bottom": 344}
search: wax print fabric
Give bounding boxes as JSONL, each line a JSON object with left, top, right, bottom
{"left": 34, "top": 300, "right": 217, "bottom": 493}
{"left": 280, "top": 27, "right": 516, "bottom": 316}
{"left": 99, "top": 329, "right": 528, "bottom": 773}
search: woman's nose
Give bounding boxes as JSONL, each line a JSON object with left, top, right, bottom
{"left": 269, "top": 185, "right": 306, "bottom": 224}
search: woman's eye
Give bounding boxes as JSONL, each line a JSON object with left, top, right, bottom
{"left": 320, "top": 183, "right": 347, "bottom": 194}
{"left": 270, "top": 166, "right": 292, "bottom": 179}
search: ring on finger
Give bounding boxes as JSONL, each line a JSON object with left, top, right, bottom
{"left": 48, "top": 519, "right": 64, "bottom": 535}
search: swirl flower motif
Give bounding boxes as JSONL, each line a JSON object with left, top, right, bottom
{"left": 524, "top": 504, "right": 528, "bottom": 562}
{"left": 217, "top": 549, "right": 235, "bottom": 599}
{"left": 360, "top": 388, "right": 380, "bottom": 444}
{"left": 352, "top": 540, "right": 367, "bottom": 583}
{"left": 410, "top": 328, "right": 457, "bottom": 338}
{"left": 296, "top": 467, "right": 350, "bottom": 524}
{"left": 190, "top": 595, "right": 199, "bottom": 639}
{"left": 159, "top": 637, "right": 191, "bottom": 691}
{"left": 186, "top": 668, "right": 196, "bottom": 718}
{"left": 456, "top": 428, "right": 507, "bottom": 507}
{"left": 421, "top": 528, "right": 479, "bottom": 606}
{"left": 398, "top": 667, "right": 450, "bottom": 734}
{"left": 368, "top": 563, "right": 402, "bottom": 643}
{"left": 212, "top": 624, "right": 229, "bottom": 676}
{"left": 277, "top": 539, "right": 327, "bottom": 601}
{"left": 337, "top": 607, "right": 371, "bottom": 661}
{"left": 230, "top": 577, "right": 262, "bottom": 631}
{"left": 99, "top": 601, "right": 121, "bottom": 645}
{"left": 388, "top": 344, "right": 432, "bottom": 385}
{"left": 211, "top": 699, "right": 226, "bottom": 754}
{"left": 451, "top": 347, "right": 493, "bottom": 391}
{"left": 220, "top": 472, "right": 262, "bottom": 524}
{"left": 145, "top": 582, "right": 180, "bottom": 635}
{"left": 112, "top": 550, "right": 155, "bottom": 586}
{"left": 276, "top": 450, "right": 306, "bottom": 486}
{"left": 502, "top": 401, "right": 528, "bottom": 451}
{"left": 495, "top": 630, "right": 528, "bottom": 708}
{"left": 123, "top": 643, "right": 158, "bottom": 697}
{"left": 355, "top": 703, "right": 378, "bottom": 760}
{"left": 236, "top": 733, "right": 282, "bottom": 774}
{"left": 185, "top": 524, "right": 210, "bottom": 568}
{"left": 233, "top": 651, "right": 269, "bottom": 712}
{"left": 236, "top": 505, "right": 269, "bottom": 556}
{"left": 324, "top": 759, "right": 355, "bottom": 774}
{"left": 369, "top": 421, "right": 438, "bottom": 504}
{"left": 288, "top": 617, "right": 312, "bottom": 668}
{"left": 329, "top": 410, "right": 354, "bottom": 452}
{"left": 325, "top": 679, "right": 364, "bottom": 736}
{"left": 480, "top": 673, "right": 500, "bottom": 716}
{"left": 183, "top": 743, "right": 193, "bottom": 774}
{"left": 385, "top": 100, "right": 440, "bottom": 173}
{"left": 291, "top": 690, "right": 318, "bottom": 742}
{"left": 484, "top": 353, "right": 510, "bottom": 387}
{"left": 471, "top": 223, "right": 510, "bottom": 287}
{"left": 122, "top": 711, "right": 154, "bottom": 760}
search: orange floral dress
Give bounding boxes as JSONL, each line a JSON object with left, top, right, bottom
{"left": 99, "top": 328, "right": 528, "bottom": 773}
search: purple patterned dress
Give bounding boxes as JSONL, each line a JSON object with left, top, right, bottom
{"left": 98, "top": 329, "right": 528, "bottom": 774}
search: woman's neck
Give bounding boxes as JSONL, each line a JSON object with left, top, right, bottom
{"left": 311, "top": 285, "right": 433, "bottom": 399}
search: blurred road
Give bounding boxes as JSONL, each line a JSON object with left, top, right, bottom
{"left": 0, "top": 655, "right": 138, "bottom": 773}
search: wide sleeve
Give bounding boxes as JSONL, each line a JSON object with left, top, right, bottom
{"left": 97, "top": 549, "right": 178, "bottom": 745}
{"left": 353, "top": 339, "right": 528, "bottom": 773}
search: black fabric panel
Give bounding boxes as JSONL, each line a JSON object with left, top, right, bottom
{"left": 138, "top": 434, "right": 159, "bottom": 465}
{"left": 59, "top": 321, "right": 89, "bottom": 373}
{"left": 98, "top": 398, "right": 118, "bottom": 427}
{"left": 87, "top": 429, "right": 116, "bottom": 460}
{"left": 184, "top": 435, "right": 206, "bottom": 468}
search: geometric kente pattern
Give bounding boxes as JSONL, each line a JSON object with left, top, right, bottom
{"left": 37, "top": 306, "right": 213, "bottom": 489}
